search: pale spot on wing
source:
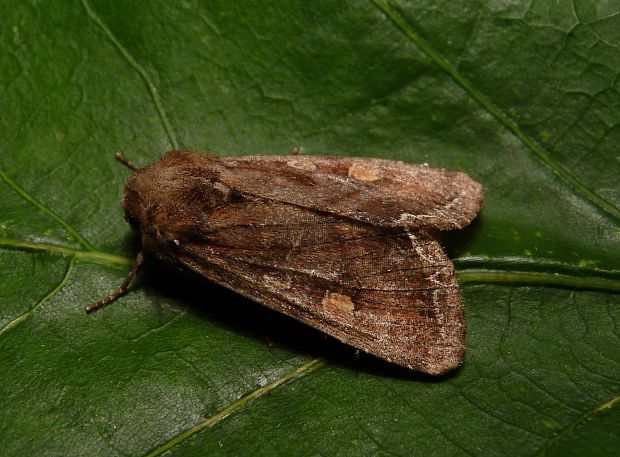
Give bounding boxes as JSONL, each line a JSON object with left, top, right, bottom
{"left": 287, "top": 158, "right": 317, "bottom": 171}
{"left": 347, "top": 163, "right": 382, "bottom": 182}
{"left": 322, "top": 291, "right": 356, "bottom": 314}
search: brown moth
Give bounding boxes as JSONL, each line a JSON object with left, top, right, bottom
{"left": 88, "top": 150, "right": 483, "bottom": 375}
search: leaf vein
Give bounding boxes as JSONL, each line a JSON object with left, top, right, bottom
{"left": 0, "top": 257, "right": 76, "bottom": 338}
{"left": 81, "top": 0, "right": 179, "bottom": 149}
{"left": 534, "top": 394, "right": 620, "bottom": 456}
{"left": 141, "top": 357, "right": 324, "bottom": 457}
{"left": 455, "top": 386, "right": 548, "bottom": 440}
{"left": 0, "top": 237, "right": 131, "bottom": 267}
{"left": 369, "top": 0, "right": 620, "bottom": 223}
{"left": 380, "top": 382, "right": 477, "bottom": 456}
{"left": 0, "top": 169, "right": 95, "bottom": 251}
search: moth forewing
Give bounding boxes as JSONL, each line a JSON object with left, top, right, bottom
{"left": 213, "top": 155, "right": 483, "bottom": 230}
{"left": 90, "top": 150, "right": 483, "bottom": 376}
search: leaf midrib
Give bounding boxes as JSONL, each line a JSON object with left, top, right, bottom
{"left": 0, "top": 237, "right": 131, "bottom": 266}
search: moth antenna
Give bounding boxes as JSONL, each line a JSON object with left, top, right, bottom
{"left": 85, "top": 250, "right": 145, "bottom": 314}
{"left": 115, "top": 152, "right": 140, "bottom": 171}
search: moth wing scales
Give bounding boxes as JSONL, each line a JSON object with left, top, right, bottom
{"left": 213, "top": 154, "right": 483, "bottom": 231}
{"left": 171, "top": 199, "right": 464, "bottom": 375}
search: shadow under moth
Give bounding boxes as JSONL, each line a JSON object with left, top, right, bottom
{"left": 89, "top": 150, "right": 483, "bottom": 375}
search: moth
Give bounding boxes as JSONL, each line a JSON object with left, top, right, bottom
{"left": 89, "top": 150, "right": 483, "bottom": 375}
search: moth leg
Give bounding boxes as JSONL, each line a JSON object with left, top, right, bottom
{"left": 115, "top": 152, "right": 140, "bottom": 171}
{"left": 85, "top": 250, "right": 145, "bottom": 314}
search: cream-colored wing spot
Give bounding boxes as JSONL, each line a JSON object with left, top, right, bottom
{"left": 347, "top": 163, "right": 382, "bottom": 182}
{"left": 286, "top": 157, "right": 318, "bottom": 171}
{"left": 322, "top": 291, "right": 356, "bottom": 314}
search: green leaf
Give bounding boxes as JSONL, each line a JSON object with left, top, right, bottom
{"left": 1, "top": 1, "right": 618, "bottom": 455}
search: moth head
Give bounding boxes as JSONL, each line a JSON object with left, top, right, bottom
{"left": 120, "top": 152, "right": 229, "bottom": 253}
{"left": 85, "top": 151, "right": 226, "bottom": 314}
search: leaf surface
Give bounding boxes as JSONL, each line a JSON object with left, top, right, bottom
{"left": 1, "top": 1, "right": 618, "bottom": 455}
